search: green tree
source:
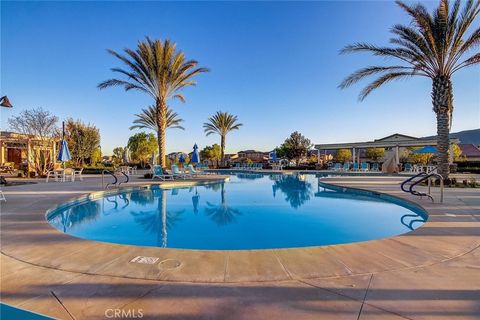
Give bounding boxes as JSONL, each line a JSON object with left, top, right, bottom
{"left": 98, "top": 37, "right": 208, "bottom": 168}
{"left": 112, "top": 147, "right": 124, "bottom": 165}
{"left": 339, "top": 0, "right": 480, "bottom": 179}
{"left": 336, "top": 149, "right": 352, "bottom": 163}
{"left": 366, "top": 148, "right": 385, "bottom": 162}
{"left": 408, "top": 148, "right": 434, "bottom": 165}
{"left": 452, "top": 144, "right": 464, "bottom": 161}
{"left": 203, "top": 111, "right": 243, "bottom": 165}
{"left": 130, "top": 105, "right": 185, "bottom": 132}
{"left": 200, "top": 144, "right": 222, "bottom": 167}
{"left": 127, "top": 132, "right": 157, "bottom": 166}
{"left": 277, "top": 131, "right": 312, "bottom": 166}
{"left": 90, "top": 148, "right": 102, "bottom": 166}
{"left": 65, "top": 119, "right": 101, "bottom": 167}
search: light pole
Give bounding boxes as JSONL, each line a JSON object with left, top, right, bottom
{"left": 0, "top": 96, "right": 13, "bottom": 108}
{"left": 0, "top": 96, "right": 13, "bottom": 185}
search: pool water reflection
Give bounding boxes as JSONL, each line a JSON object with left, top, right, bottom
{"left": 47, "top": 173, "right": 427, "bottom": 250}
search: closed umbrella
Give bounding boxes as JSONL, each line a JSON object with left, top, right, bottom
{"left": 122, "top": 147, "right": 129, "bottom": 164}
{"left": 271, "top": 150, "right": 277, "bottom": 162}
{"left": 151, "top": 152, "right": 157, "bottom": 166}
{"left": 178, "top": 153, "right": 185, "bottom": 167}
{"left": 191, "top": 144, "right": 200, "bottom": 164}
{"left": 57, "top": 122, "right": 71, "bottom": 168}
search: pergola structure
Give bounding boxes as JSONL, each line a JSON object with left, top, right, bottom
{"left": 0, "top": 131, "right": 57, "bottom": 171}
{"left": 314, "top": 133, "right": 459, "bottom": 165}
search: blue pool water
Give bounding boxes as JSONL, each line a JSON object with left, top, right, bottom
{"left": 47, "top": 173, "right": 427, "bottom": 250}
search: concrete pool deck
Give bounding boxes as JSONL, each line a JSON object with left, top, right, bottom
{"left": 0, "top": 173, "right": 479, "bottom": 319}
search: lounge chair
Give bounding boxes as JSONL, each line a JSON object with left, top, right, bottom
{"left": 171, "top": 164, "right": 192, "bottom": 179}
{"left": 0, "top": 189, "right": 6, "bottom": 202}
{"left": 152, "top": 165, "right": 174, "bottom": 181}
{"left": 333, "top": 163, "right": 341, "bottom": 171}
{"left": 257, "top": 163, "right": 263, "bottom": 170}
{"left": 73, "top": 168, "right": 84, "bottom": 181}
{"left": 404, "top": 163, "right": 413, "bottom": 172}
{"left": 62, "top": 168, "right": 75, "bottom": 182}
{"left": 371, "top": 163, "right": 380, "bottom": 171}
{"left": 234, "top": 163, "right": 241, "bottom": 170}
{"left": 361, "top": 162, "right": 369, "bottom": 171}
{"left": 46, "top": 170, "right": 59, "bottom": 182}
{"left": 342, "top": 162, "right": 350, "bottom": 171}
{"left": 186, "top": 164, "right": 201, "bottom": 176}
{"left": 352, "top": 163, "right": 359, "bottom": 171}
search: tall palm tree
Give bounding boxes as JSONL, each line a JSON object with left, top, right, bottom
{"left": 203, "top": 111, "right": 243, "bottom": 164}
{"left": 98, "top": 37, "right": 208, "bottom": 167}
{"left": 339, "top": 0, "right": 479, "bottom": 179}
{"left": 129, "top": 105, "right": 185, "bottom": 132}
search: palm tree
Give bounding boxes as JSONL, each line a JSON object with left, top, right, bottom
{"left": 203, "top": 111, "right": 243, "bottom": 165}
{"left": 129, "top": 105, "right": 185, "bottom": 132}
{"left": 339, "top": 0, "right": 479, "bottom": 179}
{"left": 98, "top": 37, "right": 208, "bottom": 167}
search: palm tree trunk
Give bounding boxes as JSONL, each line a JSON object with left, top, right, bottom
{"left": 432, "top": 76, "right": 453, "bottom": 179}
{"left": 156, "top": 100, "right": 167, "bottom": 168}
{"left": 220, "top": 134, "right": 225, "bottom": 167}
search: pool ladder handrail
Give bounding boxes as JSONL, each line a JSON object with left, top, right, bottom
{"left": 102, "top": 170, "right": 118, "bottom": 189}
{"left": 118, "top": 171, "right": 129, "bottom": 186}
{"left": 401, "top": 168, "right": 443, "bottom": 203}
{"left": 102, "top": 170, "right": 129, "bottom": 189}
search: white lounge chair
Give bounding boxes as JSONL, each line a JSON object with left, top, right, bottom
{"left": 62, "top": 168, "right": 75, "bottom": 182}
{"left": 46, "top": 170, "right": 59, "bottom": 182}
{"left": 152, "top": 165, "right": 174, "bottom": 181}
{"left": 73, "top": 168, "right": 84, "bottom": 181}
{"left": 0, "top": 189, "right": 6, "bottom": 202}
{"left": 171, "top": 165, "right": 192, "bottom": 179}
{"left": 186, "top": 164, "right": 201, "bottom": 176}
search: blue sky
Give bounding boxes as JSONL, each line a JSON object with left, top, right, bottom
{"left": 1, "top": 1, "right": 479, "bottom": 155}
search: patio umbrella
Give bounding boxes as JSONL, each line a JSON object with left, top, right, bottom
{"left": 122, "top": 147, "right": 129, "bottom": 164}
{"left": 414, "top": 146, "right": 438, "bottom": 154}
{"left": 271, "top": 150, "right": 277, "bottom": 162}
{"left": 191, "top": 144, "right": 200, "bottom": 164}
{"left": 178, "top": 153, "right": 185, "bottom": 166}
{"left": 57, "top": 122, "right": 71, "bottom": 168}
{"left": 151, "top": 152, "right": 157, "bottom": 166}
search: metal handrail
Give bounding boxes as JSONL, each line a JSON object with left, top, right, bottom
{"left": 102, "top": 170, "right": 118, "bottom": 189}
{"left": 118, "top": 171, "right": 129, "bottom": 186}
{"left": 409, "top": 172, "right": 444, "bottom": 203}
{"left": 401, "top": 171, "right": 427, "bottom": 193}
{"left": 427, "top": 173, "right": 444, "bottom": 203}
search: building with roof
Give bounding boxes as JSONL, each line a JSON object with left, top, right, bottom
{"left": 0, "top": 131, "right": 58, "bottom": 173}
{"left": 315, "top": 133, "right": 460, "bottom": 165}
{"left": 458, "top": 144, "right": 480, "bottom": 161}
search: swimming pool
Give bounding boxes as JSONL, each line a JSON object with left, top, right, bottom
{"left": 47, "top": 173, "right": 427, "bottom": 250}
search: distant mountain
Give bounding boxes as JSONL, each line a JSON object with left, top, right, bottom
{"left": 423, "top": 128, "right": 480, "bottom": 145}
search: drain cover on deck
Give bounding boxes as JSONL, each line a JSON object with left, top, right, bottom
{"left": 130, "top": 256, "right": 160, "bottom": 264}
{"left": 158, "top": 259, "right": 182, "bottom": 270}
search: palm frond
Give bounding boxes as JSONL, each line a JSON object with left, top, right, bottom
{"left": 359, "top": 72, "right": 418, "bottom": 101}
{"left": 340, "top": 0, "right": 480, "bottom": 99}
{"left": 130, "top": 105, "right": 184, "bottom": 131}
